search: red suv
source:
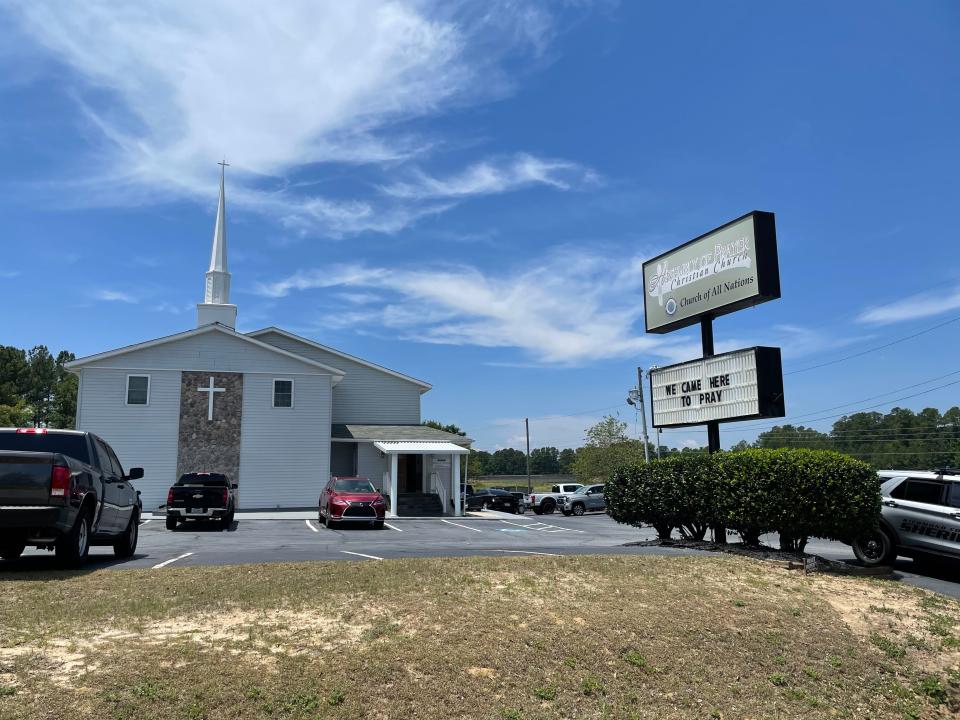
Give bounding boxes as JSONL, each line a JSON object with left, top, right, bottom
{"left": 318, "top": 476, "right": 386, "bottom": 529}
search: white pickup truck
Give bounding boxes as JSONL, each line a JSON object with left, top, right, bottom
{"left": 527, "top": 483, "right": 583, "bottom": 515}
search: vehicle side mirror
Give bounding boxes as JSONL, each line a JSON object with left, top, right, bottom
{"left": 231, "top": 483, "right": 238, "bottom": 490}
{"left": 127, "top": 467, "right": 144, "bottom": 480}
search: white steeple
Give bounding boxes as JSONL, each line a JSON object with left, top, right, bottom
{"left": 197, "top": 160, "right": 237, "bottom": 328}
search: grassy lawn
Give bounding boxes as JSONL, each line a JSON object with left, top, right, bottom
{"left": 0, "top": 556, "right": 958, "bottom": 719}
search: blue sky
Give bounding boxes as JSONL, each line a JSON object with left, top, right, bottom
{"left": 1, "top": 1, "right": 958, "bottom": 451}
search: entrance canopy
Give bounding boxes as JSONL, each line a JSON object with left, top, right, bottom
{"left": 373, "top": 441, "right": 470, "bottom": 455}
{"left": 373, "top": 441, "right": 468, "bottom": 517}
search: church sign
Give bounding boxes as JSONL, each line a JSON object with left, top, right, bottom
{"left": 649, "top": 347, "right": 785, "bottom": 428}
{"left": 642, "top": 211, "right": 781, "bottom": 334}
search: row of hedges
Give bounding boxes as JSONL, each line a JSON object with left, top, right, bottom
{"left": 604, "top": 448, "right": 881, "bottom": 552}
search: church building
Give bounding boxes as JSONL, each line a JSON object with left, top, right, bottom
{"left": 65, "top": 168, "right": 471, "bottom": 515}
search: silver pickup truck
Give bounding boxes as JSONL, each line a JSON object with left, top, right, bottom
{"left": 528, "top": 483, "right": 583, "bottom": 515}
{"left": 852, "top": 469, "right": 960, "bottom": 566}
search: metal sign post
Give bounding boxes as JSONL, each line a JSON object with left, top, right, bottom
{"left": 700, "top": 316, "right": 720, "bottom": 454}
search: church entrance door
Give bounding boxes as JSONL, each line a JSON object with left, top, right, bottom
{"left": 397, "top": 454, "right": 423, "bottom": 493}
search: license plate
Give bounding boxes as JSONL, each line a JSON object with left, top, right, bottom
{"left": 187, "top": 508, "right": 205, "bottom": 515}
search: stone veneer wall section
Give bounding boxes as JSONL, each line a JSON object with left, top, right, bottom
{"left": 176, "top": 371, "right": 243, "bottom": 484}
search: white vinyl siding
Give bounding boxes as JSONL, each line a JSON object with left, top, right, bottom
{"left": 253, "top": 331, "right": 423, "bottom": 424}
{"left": 76, "top": 367, "right": 181, "bottom": 510}
{"left": 356, "top": 442, "right": 387, "bottom": 492}
{"left": 83, "top": 329, "right": 330, "bottom": 376}
{"left": 239, "top": 374, "right": 332, "bottom": 508}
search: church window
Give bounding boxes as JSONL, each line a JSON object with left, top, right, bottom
{"left": 273, "top": 379, "right": 293, "bottom": 408}
{"left": 126, "top": 375, "right": 150, "bottom": 405}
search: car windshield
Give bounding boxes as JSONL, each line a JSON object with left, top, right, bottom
{"left": 334, "top": 478, "right": 377, "bottom": 493}
{"left": 572, "top": 486, "right": 590, "bottom": 495}
{"left": 177, "top": 473, "right": 228, "bottom": 487}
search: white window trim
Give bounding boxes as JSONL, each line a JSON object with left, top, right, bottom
{"left": 125, "top": 374, "right": 151, "bottom": 406}
{"left": 272, "top": 378, "right": 294, "bottom": 409}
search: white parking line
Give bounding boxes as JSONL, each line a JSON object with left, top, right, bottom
{"left": 152, "top": 552, "right": 194, "bottom": 569}
{"left": 340, "top": 550, "right": 384, "bottom": 561}
{"left": 383, "top": 522, "right": 402, "bottom": 532}
{"left": 305, "top": 519, "right": 319, "bottom": 533}
{"left": 499, "top": 519, "right": 583, "bottom": 534}
{"left": 496, "top": 550, "right": 562, "bottom": 557}
{"left": 441, "top": 519, "right": 483, "bottom": 533}
{"left": 140, "top": 519, "right": 151, "bottom": 525}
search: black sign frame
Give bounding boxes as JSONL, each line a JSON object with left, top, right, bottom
{"left": 648, "top": 346, "right": 785, "bottom": 428}
{"left": 642, "top": 210, "right": 781, "bottom": 334}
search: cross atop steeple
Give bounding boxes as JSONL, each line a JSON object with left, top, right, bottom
{"left": 197, "top": 160, "right": 237, "bottom": 328}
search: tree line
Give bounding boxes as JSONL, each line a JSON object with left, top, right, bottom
{"left": 0, "top": 345, "right": 77, "bottom": 429}
{"left": 749, "top": 406, "right": 960, "bottom": 470}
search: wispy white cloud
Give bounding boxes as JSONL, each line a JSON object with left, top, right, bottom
{"left": 95, "top": 289, "right": 137, "bottom": 304}
{"left": 381, "top": 154, "right": 598, "bottom": 200}
{"left": 0, "top": 270, "right": 20, "bottom": 279}
{"left": 255, "top": 250, "right": 692, "bottom": 365}
{"left": 857, "top": 286, "right": 960, "bottom": 325}
{"left": 7, "top": 1, "right": 588, "bottom": 237}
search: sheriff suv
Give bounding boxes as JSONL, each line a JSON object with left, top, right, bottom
{"left": 853, "top": 469, "right": 960, "bottom": 567}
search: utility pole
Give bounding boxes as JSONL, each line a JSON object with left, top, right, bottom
{"left": 525, "top": 417, "right": 531, "bottom": 494}
{"left": 637, "top": 367, "right": 650, "bottom": 463}
{"left": 627, "top": 369, "right": 650, "bottom": 463}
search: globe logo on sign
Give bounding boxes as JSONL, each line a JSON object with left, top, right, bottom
{"left": 665, "top": 297, "right": 677, "bottom": 316}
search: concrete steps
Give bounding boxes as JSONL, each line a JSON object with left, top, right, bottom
{"left": 395, "top": 493, "right": 444, "bottom": 517}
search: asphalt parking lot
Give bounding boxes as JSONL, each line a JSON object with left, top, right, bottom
{"left": 5, "top": 511, "right": 959, "bottom": 598}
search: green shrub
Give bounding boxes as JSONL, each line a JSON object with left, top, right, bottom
{"left": 606, "top": 448, "right": 880, "bottom": 551}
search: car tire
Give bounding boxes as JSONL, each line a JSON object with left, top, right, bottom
{"left": 113, "top": 510, "right": 139, "bottom": 558}
{"left": 165, "top": 516, "right": 178, "bottom": 531}
{"left": 0, "top": 540, "right": 25, "bottom": 561}
{"left": 542, "top": 499, "right": 556, "bottom": 515}
{"left": 562, "top": 509, "right": 572, "bottom": 516}
{"left": 852, "top": 528, "right": 895, "bottom": 567}
{"left": 55, "top": 508, "right": 91, "bottom": 567}
{"left": 374, "top": 520, "right": 384, "bottom": 530}
{"left": 222, "top": 510, "right": 234, "bottom": 530}
{"left": 572, "top": 503, "right": 585, "bottom": 517}
{"left": 324, "top": 511, "right": 334, "bottom": 529}
{"left": 532, "top": 507, "right": 543, "bottom": 515}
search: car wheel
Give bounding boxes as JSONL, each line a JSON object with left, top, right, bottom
{"left": 374, "top": 520, "right": 384, "bottom": 530}
{"left": 113, "top": 510, "right": 139, "bottom": 558}
{"left": 542, "top": 499, "right": 556, "bottom": 515}
{"left": 0, "top": 540, "right": 25, "bottom": 561}
{"left": 165, "top": 516, "right": 178, "bottom": 531}
{"left": 852, "top": 528, "right": 895, "bottom": 567}
{"left": 572, "top": 503, "right": 585, "bottom": 517}
{"left": 324, "top": 511, "right": 334, "bottom": 528}
{"left": 55, "top": 509, "right": 91, "bottom": 567}
{"left": 532, "top": 507, "right": 543, "bottom": 515}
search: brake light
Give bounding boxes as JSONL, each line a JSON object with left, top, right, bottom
{"left": 222, "top": 488, "right": 229, "bottom": 505}
{"left": 50, "top": 465, "right": 71, "bottom": 497}
{"left": 167, "top": 488, "right": 174, "bottom": 506}
{"left": 16, "top": 427, "right": 47, "bottom": 434}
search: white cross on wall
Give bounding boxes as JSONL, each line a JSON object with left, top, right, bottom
{"left": 197, "top": 376, "right": 226, "bottom": 421}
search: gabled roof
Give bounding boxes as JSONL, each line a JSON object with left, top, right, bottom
{"left": 332, "top": 424, "right": 472, "bottom": 445}
{"left": 247, "top": 326, "right": 432, "bottom": 391}
{"left": 64, "top": 323, "right": 347, "bottom": 381}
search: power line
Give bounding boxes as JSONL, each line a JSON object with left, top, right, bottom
{"left": 783, "top": 314, "right": 960, "bottom": 376}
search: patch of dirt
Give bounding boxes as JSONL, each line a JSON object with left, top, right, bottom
{"left": 0, "top": 608, "right": 375, "bottom": 687}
